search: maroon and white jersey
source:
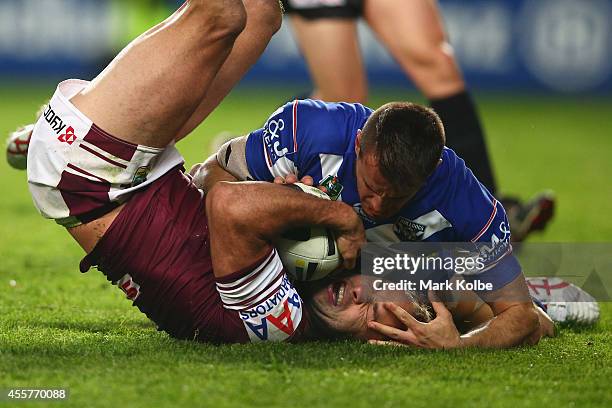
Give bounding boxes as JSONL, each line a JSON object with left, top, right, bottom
{"left": 79, "top": 168, "right": 310, "bottom": 343}
{"left": 215, "top": 249, "right": 306, "bottom": 342}
{"left": 27, "top": 79, "right": 184, "bottom": 227}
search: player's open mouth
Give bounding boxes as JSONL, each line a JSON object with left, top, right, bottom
{"left": 328, "top": 281, "right": 346, "bottom": 307}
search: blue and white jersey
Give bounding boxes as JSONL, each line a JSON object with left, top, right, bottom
{"left": 245, "top": 100, "right": 521, "bottom": 290}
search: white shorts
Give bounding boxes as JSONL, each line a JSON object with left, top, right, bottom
{"left": 27, "top": 79, "right": 185, "bottom": 227}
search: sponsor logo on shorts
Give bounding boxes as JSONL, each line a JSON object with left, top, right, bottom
{"left": 57, "top": 126, "right": 77, "bottom": 145}
{"left": 131, "top": 166, "right": 150, "bottom": 187}
{"left": 43, "top": 104, "right": 70, "bottom": 136}
{"left": 239, "top": 275, "right": 303, "bottom": 342}
{"left": 117, "top": 274, "right": 141, "bottom": 301}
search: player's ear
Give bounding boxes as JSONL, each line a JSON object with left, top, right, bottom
{"left": 355, "top": 130, "right": 362, "bottom": 156}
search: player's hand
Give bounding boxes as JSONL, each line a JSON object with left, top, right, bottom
{"left": 274, "top": 175, "right": 314, "bottom": 186}
{"left": 367, "top": 291, "right": 461, "bottom": 349}
{"left": 334, "top": 209, "right": 365, "bottom": 270}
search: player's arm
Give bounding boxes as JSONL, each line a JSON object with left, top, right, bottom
{"left": 206, "top": 181, "right": 364, "bottom": 344}
{"left": 189, "top": 140, "right": 243, "bottom": 193}
{"left": 457, "top": 275, "right": 540, "bottom": 348}
{"left": 437, "top": 283, "right": 494, "bottom": 333}
{"left": 369, "top": 276, "right": 540, "bottom": 349}
{"left": 369, "top": 203, "right": 542, "bottom": 348}
{"left": 452, "top": 297, "right": 554, "bottom": 340}
{"left": 190, "top": 136, "right": 313, "bottom": 193}
{"left": 206, "top": 181, "right": 365, "bottom": 277}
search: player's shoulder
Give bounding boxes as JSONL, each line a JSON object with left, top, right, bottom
{"left": 291, "top": 99, "right": 373, "bottom": 154}
{"left": 267, "top": 98, "right": 371, "bottom": 118}
{"left": 296, "top": 98, "right": 373, "bottom": 115}
{"left": 425, "top": 148, "right": 507, "bottom": 241}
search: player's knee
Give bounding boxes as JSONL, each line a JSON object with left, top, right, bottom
{"left": 404, "top": 43, "right": 454, "bottom": 72}
{"left": 245, "top": 0, "right": 283, "bottom": 37}
{"left": 401, "top": 43, "right": 464, "bottom": 96}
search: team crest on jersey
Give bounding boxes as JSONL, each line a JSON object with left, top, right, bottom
{"left": 320, "top": 175, "right": 344, "bottom": 201}
{"left": 394, "top": 217, "right": 427, "bottom": 241}
{"left": 238, "top": 275, "right": 303, "bottom": 342}
{"left": 131, "top": 166, "right": 151, "bottom": 187}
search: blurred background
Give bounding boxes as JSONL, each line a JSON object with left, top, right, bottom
{"left": 1, "top": 0, "right": 610, "bottom": 92}
{"left": 1, "top": 0, "right": 611, "bottom": 241}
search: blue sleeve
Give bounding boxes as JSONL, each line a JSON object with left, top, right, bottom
{"left": 245, "top": 102, "right": 298, "bottom": 181}
{"left": 245, "top": 99, "right": 372, "bottom": 182}
{"left": 443, "top": 150, "right": 522, "bottom": 290}
{"left": 462, "top": 198, "right": 522, "bottom": 291}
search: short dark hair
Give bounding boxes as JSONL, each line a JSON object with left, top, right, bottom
{"left": 360, "top": 102, "right": 446, "bottom": 191}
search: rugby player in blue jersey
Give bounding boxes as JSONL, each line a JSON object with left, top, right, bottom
{"left": 192, "top": 99, "right": 597, "bottom": 348}
{"left": 278, "top": 0, "right": 555, "bottom": 243}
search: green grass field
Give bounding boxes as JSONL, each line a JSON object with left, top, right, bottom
{"left": 1, "top": 85, "right": 611, "bottom": 407}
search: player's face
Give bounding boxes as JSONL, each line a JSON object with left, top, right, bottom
{"left": 308, "top": 274, "right": 418, "bottom": 341}
{"left": 355, "top": 152, "right": 415, "bottom": 221}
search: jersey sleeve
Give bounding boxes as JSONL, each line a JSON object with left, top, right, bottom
{"left": 245, "top": 101, "right": 301, "bottom": 181}
{"left": 214, "top": 248, "right": 309, "bottom": 343}
{"left": 461, "top": 197, "right": 522, "bottom": 291}
{"left": 443, "top": 151, "right": 522, "bottom": 291}
{"left": 245, "top": 99, "right": 372, "bottom": 182}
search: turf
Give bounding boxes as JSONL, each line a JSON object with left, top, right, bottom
{"left": 0, "top": 85, "right": 611, "bottom": 408}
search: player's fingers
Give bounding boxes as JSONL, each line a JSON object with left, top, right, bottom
{"left": 428, "top": 290, "right": 451, "bottom": 318}
{"left": 285, "top": 174, "right": 298, "bottom": 184}
{"left": 382, "top": 302, "right": 421, "bottom": 330}
{"left": 300, "top": 175, "right": 314, "bottom": 186}
{"left": 367, "top": 321, "right": 418, "bottom": 345}
{"left": 273, "top": 176, "right": 286, "bottom": 184}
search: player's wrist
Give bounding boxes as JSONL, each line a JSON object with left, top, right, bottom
{"left": 328, "top": 201, "right": 361, "bottom": 232}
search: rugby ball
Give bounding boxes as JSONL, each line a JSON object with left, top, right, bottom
{"left": 6, "top": 124, "right": 33, "bottom": 170}
{"left": 274, "top": 183, "right": 342, "bottom": 281}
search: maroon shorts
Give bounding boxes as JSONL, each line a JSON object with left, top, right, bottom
{"left": 79, "top": 167, "right": 248, "bottom": 342}
{"left": 80, "top": 167, "right": 310, "bottom": 343}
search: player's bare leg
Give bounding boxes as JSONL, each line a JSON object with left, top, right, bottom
{"left": 363, "top": 0, "right": 497, "bottom": 193}
{"left": 363, "top": 0, "right": 462, "bottom": 100}
{"left": 176, "top": 0, "right": 284, "bottom": 140}
{"left": 64, "top": 0, "right": 247, "bottom": 251}
{"left": 7, "top": 1, "right": 283, "bottom": 162}
{"left": 289, "top": 16, "right": 368, "bottom": 103}
{"left": 70, "top": 0, "right": 247, "bottom": 149}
